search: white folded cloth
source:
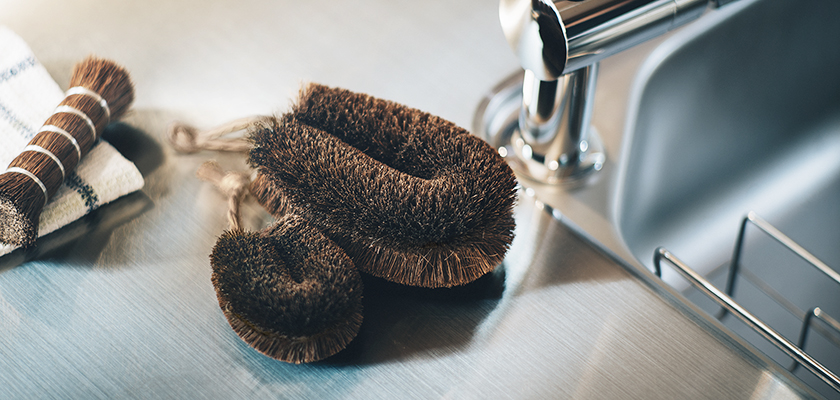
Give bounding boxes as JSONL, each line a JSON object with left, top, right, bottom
{"left": 0, "top": 26, "right": 145, "bottom": 256}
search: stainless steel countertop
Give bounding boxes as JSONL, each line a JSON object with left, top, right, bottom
{"left": 0, "top": 1, "right": 812, "bottom": 398}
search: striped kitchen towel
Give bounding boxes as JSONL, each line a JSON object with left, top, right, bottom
{"left": 0, "top": 26, "right": 145, "bottom": 256}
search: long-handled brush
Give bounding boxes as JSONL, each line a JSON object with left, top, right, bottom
{"left": 0, "top": 56, "right": 134, "bottom": 247}
{"left": 249, "top": 84, "right": 518, "bottom": 289}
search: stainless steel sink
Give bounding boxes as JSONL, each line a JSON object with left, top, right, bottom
{"left": 478, "top": 0, "right": 840, "bottom": 396}
{"left": 618, "top": 0, "right": 840, "bottom": 285}
{"left": 616, "top": 0, "right": 840, "bottom": 395}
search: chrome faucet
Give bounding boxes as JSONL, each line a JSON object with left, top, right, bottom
{"left": 484, "top": 0, "right": 734, "bottom": 184}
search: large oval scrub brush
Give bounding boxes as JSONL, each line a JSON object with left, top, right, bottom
{"left": 0, "top": 56, "right": 134, "bottom": 247}
{"left": 249, "top": 83, "right": 517, "bottom": 289}
{"left": 200, "top": 162, "right": 363, "bottom": 364}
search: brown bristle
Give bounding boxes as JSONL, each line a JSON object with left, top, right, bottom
{"left": 0, "top": 173, "right": 43, "bottom": 246}
{"left": 210, "top": 215, "right": 364, "bottom": 363}
{"left": 51, "top": 94, "right": 109, "bottom": 154}
{"left": 69, "top": 56, "right": 135, "bottom": 120}
{"left": 248, "top": 84, "right": 517, "bottom": 288}
{"left": 0, "top": 56, "right": 134, "bottom": 247}
{"left": 248, "top": 172, "right": 293, "bottom": 216}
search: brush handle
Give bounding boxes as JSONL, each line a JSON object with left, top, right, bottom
{"left": 2, "top": 87, "right": 111, "bottom": 204}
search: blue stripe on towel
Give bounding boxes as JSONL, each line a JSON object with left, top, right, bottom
{"left": 0, "top": 56, "right": 36, "bottom": 84}
{"left": 0, "top": 57, "right": 40, "bottom": 138}
{"left": 0, "top": 100, "right": 35, "bottom": 138}
{"left": 65, "top": 172, "right": 100, "bottom": 213}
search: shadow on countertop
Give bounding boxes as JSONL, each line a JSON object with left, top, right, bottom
{"left": 224, "top": 265, "right": 507, "bottom": 379}
{"left": 328, "top": 267, "right": 506, "bottom": 365}
{"left": 102, "top": 121, "right": 166, "bottom": 177}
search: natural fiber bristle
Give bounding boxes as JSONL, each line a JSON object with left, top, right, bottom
{"left": 0, "top": 56, "right": 134, "bottom": 247}
{"left": 0, "top": 179, "right": 40, "bottom": 247}
{"left": 249, "top": 173, "right": 293, "bottom": 216}
{"left": 249, "top": 83, "right": 517, "bottom": 288}
{"left": 70, "top": 56, "right": 135, "bottom": 120}
{"left": 210, "top": 215, "right": 363, "bottom": 363}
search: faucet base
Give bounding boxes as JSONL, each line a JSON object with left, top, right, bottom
{"left": 474, "top": 70, "right": 605, "bottom": 186}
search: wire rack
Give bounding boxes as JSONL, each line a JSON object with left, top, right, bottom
{"left": 653, "top": 211, "right": 840, "bottom": 395}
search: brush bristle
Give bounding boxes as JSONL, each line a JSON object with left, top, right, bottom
{"left": 249, "top": 173, "right": 294, "bottom": 217}
{"left": 210, "top": 214, "right": 363, "bottom": 363}
{"left": 0, "top": 56, "right": 134, "bottom": 247}
{"left": 249, "top": 84, "right": 517, "bottom": 288}
{"left": 0, "top": 172, "right": 43, "bottom": 246}
{"left": 69, "top": 56, "right": 135, "bottom": 120}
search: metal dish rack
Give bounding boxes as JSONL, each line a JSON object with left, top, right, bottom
{"left": 653, "top": 211, "right": 840, "bottom": 395}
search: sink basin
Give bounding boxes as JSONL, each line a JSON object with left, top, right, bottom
{"left": 474, "top": 0, "right": 840, "bottom": 395}
{"left": 618, "top": 0, "right": 840, "bottom": 286}
{"left": 615, "top": 0, "right": 840, "bottom": 395}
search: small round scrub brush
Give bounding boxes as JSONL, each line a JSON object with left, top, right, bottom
{"left": 249, "top": 84, "right": 518, "bottom": 289}
{"left": 199, "top": 162, "right": 364, "bottom": 364}
{"left": 0, "top": 56, "right": 134, "bottom": 247}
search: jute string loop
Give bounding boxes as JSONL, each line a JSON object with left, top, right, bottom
{"left": 168, "top": 117, "right": 264, "bottom": 230}
{"left": 167, "top": 117, "right": 257, "bottom": 154}
{"left": 196, "top": 161, "right": 251, "bottom": 231}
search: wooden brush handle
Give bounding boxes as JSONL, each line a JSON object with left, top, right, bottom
{"left": 4, "top": 88, "right": 110, "bottom": 204}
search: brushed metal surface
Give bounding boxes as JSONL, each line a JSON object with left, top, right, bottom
{"left": 0, "top": 1, "right": 811, "bottom": 398}
{"left": 617, "top": 0, "right": 840, "bottom": 396}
